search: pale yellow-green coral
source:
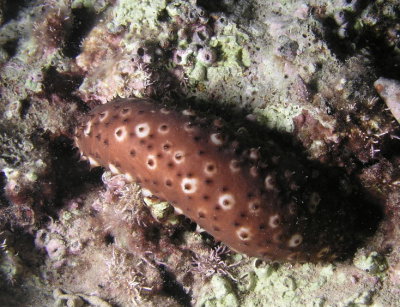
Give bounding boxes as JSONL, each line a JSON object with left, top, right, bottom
{"left": 107, "top": 0, "right": 167, "bottom": 33}
{"left": 143, "top": 197, "right": 180, "bottom": 225}
{"left": 354, "top": 251, "right": 388, "bottom": 275}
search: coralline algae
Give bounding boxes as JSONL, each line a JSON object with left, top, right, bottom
{"left": 75, "top": 98, "right": 366, "bottom": 262}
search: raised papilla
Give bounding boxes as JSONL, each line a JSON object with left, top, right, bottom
{"left": 74, "top": 98, "right": 364, "bottom": 262}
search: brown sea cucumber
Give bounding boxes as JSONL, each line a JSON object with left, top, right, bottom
{"left": 74, "top": 98, "right": 371, "bottom": 262}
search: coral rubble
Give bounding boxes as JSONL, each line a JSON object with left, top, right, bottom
{"left": 0, "top": 0, "right": 400, "bottom": 306}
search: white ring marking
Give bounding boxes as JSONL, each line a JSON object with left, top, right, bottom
{"left": 218, "top": 194, "right": 235, "bottom": 210}
{"left": 109, "top": 163, "right": 120, "bottom": 174}
{"left": 135, "top": 123, "right": 150, "bottom": 138}
{"left": 114, "top": 126, "right": 127, "bottom": 142}
{"left": 181, "top": 178, "right": 198, "bottom": 194}
{"left": 288, "top": 233, "right": 303, "bottom": 247}
{"left": 236, "top": 227, "right": 252, "bottom": 241}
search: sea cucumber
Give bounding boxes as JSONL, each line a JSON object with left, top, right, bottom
{"left": 74, "top": 98, "right": 363, "bottom": 262}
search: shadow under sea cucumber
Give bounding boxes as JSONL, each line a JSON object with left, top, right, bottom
{"left": 74, "top": 98, "right": 381, "bottom": 262}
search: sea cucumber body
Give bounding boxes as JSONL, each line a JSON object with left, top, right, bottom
{"left": 75, "top": 98, "right": 353, "bottom": 262}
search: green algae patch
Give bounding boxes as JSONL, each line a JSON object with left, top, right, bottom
{"left": 256, "top": 102, "right": 303, "bottom": 133}
{"left": 210, "top": 33, "right": 250, "bottom": 69}
{"left": 107, "top": 0, "right": 167, "bottom": 33}
{"left": 234, "top": 262, "right": 340, "bottom": 307}
{"left": 197, "top": 275, "right": 239, "bottom": 307}
{"left": 71, "top": 0, "right": 110, "bottom": 13}
{"left": 143, "top": 196, "right": 180, "bottom": 225}
{"left": 237, "top": 271, "right": 257, "bottom": 292}
{"left": 211, "top": 275, "right": 239, "bottom": 307}
{"left": 211, "top": 275, "right": 234, "bottom": 299}
{"left": 190, "top": 62, "right": 207, "bottom": 82}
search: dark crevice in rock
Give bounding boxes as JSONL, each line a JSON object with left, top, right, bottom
{"left": 159, "top": 264, "right": 192, "bottom": 307}
{"left": 63, "top": 7, "right": 98, "bottom": 58}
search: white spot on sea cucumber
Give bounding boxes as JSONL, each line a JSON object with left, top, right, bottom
{"left": 158, "top": 124, "right": 169, "bottom": 134}
{"left": 183, "top": 122, "right": 196, "bottom": 132}
{"left": 146, "top": 155, "right": 157, "bottom": 170}
{"left": 99, "top": 111, "right": 109, "bottom": 122}
{"left": 288, "top": 202, "right": 297, "bottom": 215}
{"left": 269, "top": 214, "right": 281, "bottom": 228}
{"left": 204, "top": 162, "right": 217, "bottom": 176}
{"left": 288, "top": 234, "right": 303, "bottom": 247}
{"left": 162, "top": 142, "right": 172, "bottom": 152}
{"left": 135, "top": 123, "right": 150, "bottom": 138}
{"left": 237, "top": 227, "right": 252, "bottom": 241}
{"left": 160, "top": 108, "right": 171, "bottom": 114}
{"left": 210, "top": 133, "right": 224, "bottom": 145}
{"left": 173, "top": 151, "right": 185, "bottom": 164}
{"left": 142, "top": 188, "right": 153, "bottom": 197}
{"left": 174, "top": 207, "right": 183, "bottom": 215}
{"left": 114, "top": 126, "right": 127, "bottom": 142}
{"left": 264, "top": 175, "right": 275, "bottom": 190}
{"left": 182, "top": 109, "right": 196, "bottom": 116}
{"left": 248, "top": 200, "right": 261, "bottom": 213}
{"left": 229, "top": 160, "right": 241, "bottom": 173}
{"left": 181, "top": 178, "right": 198, "bottom": 194}
{"left": 109, "top": 163, "right": 120, "bottom": 174}
{"left": 250, "top": 166, "right": 258, "bottom": 177}
{"left": 218, "top": 194, "right": 235, "bottom": 210}
{"left": 317, "top": 247, "right": 330, "bottom": 259}
{"left": 88, "top": 156, "right": 99, "bottom": 167}
{"left": 125, "top": 173, "right": 134, "bottom": 182}
{"left": 84, "top": 121, "right": 92, "bottom": 136}
{"left": 249, "top": 148, "right": 260, "bottom": 160}
{"left": 308, "top": 192, "right": 321, "bottom": 213}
